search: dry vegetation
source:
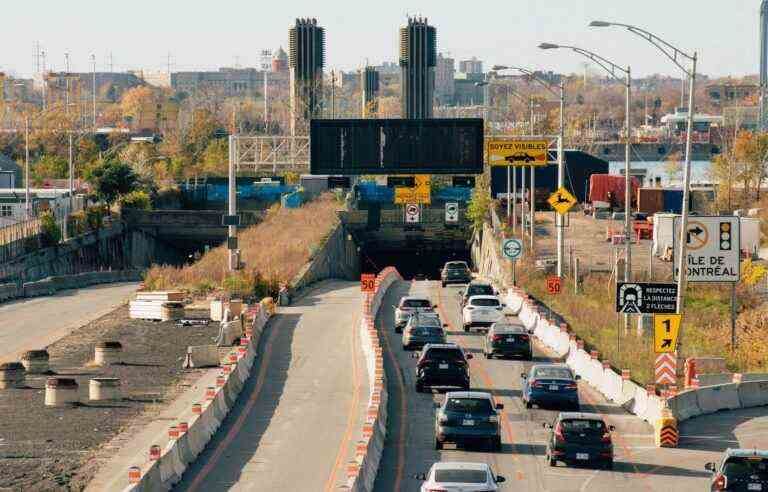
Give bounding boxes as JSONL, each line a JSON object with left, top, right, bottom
{"left": 144, "top": 194, "right": 340, "bottom": 297}
{"left": 511, "top": 251, "right": 768, "bottom": 385}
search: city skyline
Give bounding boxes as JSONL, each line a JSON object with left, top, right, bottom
{"left": 0, "top": 1, "right": 764, "bottom": 79}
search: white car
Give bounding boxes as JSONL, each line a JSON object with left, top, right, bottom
{"left": 394, "top": 296, "right": 435, "bottom": 333}
{"left": 462, "top": 295, "right": 505, "bottom": 332}
{"left": 415, "top": 462, "right": 506, "bottom": 492}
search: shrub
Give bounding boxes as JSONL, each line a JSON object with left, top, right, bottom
{"left": 466, "top": 175, "right": 491, "bottom": 230}
{"left": 68, "top": 210, "right": 87, "bottom": 235}
{"left": 39, "top": 211, "right": 61, "bottom": 247}
{"left": 119, "top": 190, "right": 152, "bottom": 210}
{"left": 85, "top": 206, "right": 106, "bottom": 231}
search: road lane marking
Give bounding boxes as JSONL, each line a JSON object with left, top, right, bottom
{"left": 185, "top": 315, "right": 282, "bottom": 492}
{"left": 324, "top": 312, "right": 362, "bottom": 492}
{"left": 380, "top": 316, "right": 408, "bottom": 492}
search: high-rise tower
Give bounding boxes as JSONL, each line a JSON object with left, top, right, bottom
{"left": 361, "top": 66, "right": 380, "bottom": 117}
{"left": 399, "top": 17, "right": 437, "bottom": 118}
{"left": 289, "top": 18, "right": 326, "bottom": 135}
{"left": 761, "top": 0, "right": 768, "bottom": 130}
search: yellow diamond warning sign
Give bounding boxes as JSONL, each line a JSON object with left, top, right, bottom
{"left": 488, "top": 140, "right": 549, "bottom": 167}
{"left": 547, "top": 187, "right": 577, "bottom": 215}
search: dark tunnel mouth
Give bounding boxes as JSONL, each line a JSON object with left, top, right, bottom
{"left": 359, "top": 247, "right": 473, "bottom": 281}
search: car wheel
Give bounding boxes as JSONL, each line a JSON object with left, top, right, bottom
{"left": 485, "top": 351, "right": 492, "bottom": 359}
{"left": 402, "top": 344, "right": 410, "bottom": 351}
{"left": 463, "top": 324, "right": 470, "bottom": 332}
{"left": 395, "top": 326, "right": 402, "bottom": 334}
{"left": 571, "top": 402, "right": 581, "bottom": 411}
{"left": 524, "top": 351, "right": 533, "bottom": 361}
{"left": 548, "top": 455, "right": 557, "bottom": 467}
{"left": 492, "top": 436, "right": 502, "bottom": 452}
{"left": 525, "top": 400, "right": 533, "bottom": 409}
{"left": 434, "top": 437, "right": 443, "bottom": 450}
{"left": 604, "top": 460, "right": 614, "bottom": 470}
{"left": 441, "top": 281, "right": 446, "bottom": 288}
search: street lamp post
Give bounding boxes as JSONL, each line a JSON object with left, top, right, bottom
{"left": 493, "top": 65, "right": 567, "bottom": 274}
{"left": 590, "top": 20, "right": 698, "bottom": 343}
{"left": 539, "top": 43, "right": 633, "bottom": 288}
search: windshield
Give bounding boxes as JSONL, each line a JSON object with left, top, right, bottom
{"left": 434, "top": 469, "right": 487, "bottom": 484}
{"left": 424, "top": 348, "right": 464, "bottom": 361}
{"left": 445, "top": 262, "right": 469, "bottom": 270}
{"left": 493, "top": 324, "right": 525, "bottom": 334}
{"left": 402, "top": 299, "right": 432, "bottom": 308}
{"left": 471, "top": 298, "right": 500, "bottom": 307}
{"left": 467, "top": 284, "right": 494, "bottom": 296}
{"left": 445, "top": 398, "right": 494, "bottom": 414}
{"left": 723, "top": 457, "right": 768, "bottom": 477}
{"left": 561, "top": 419, "right": 606, "bottom": 433}
{"left": 414, "top": 317, "right": 441, "bottom": 327}
{"left": 533, "top": 367, "right": 574, "bottom": 380}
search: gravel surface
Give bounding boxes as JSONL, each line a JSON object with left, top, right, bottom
{"left": 0, "top": 305, "right": 219, "bottom": 491}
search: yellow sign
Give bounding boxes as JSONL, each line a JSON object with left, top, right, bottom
{"left": 488, "top": 140, "right": 549, "bottom": 167}
{"left": 394, "top": 174, "right": 431, "bottom": 204}
{"left": 653, "top": 314, "right": 682, "bottom": 353}
{"left": 547, "top": 187, "right": 577, "bottom": 215}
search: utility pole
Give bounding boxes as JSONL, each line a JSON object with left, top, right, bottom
{"left": 555, "top": 81, "right": 565, "bottom": 277}
{"left": 227, "top": 135, "right": 237, "bottom": 272}
{"left": 65, "top": 53, "right": 71, "bottom": 115}
{"left": 24, "top": 116, "right": 30, "bottom": 219}
{"left": 41, "top": 50, "right": 47, "bottom": 111}
{"left": 91, "top": 54, "right": 97, "bottom": 129}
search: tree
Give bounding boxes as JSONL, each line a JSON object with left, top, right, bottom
{"left": 33, "top": 154, "right": 68, "bottom": 181}
{"left": 199, "top": 139, "right": 229, "bottom": 176}
{"left": 663, "top": 152, "right": 683, "bottom": 185}
{"left": 85, "top": 160, "right": 139, "bottom": 204}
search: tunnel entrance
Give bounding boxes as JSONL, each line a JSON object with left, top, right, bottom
{"left": 360, "top": 247, "right": 472, "bottom": 280}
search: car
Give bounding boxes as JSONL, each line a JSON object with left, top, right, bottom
{"left": 441, "top": 261, "right": 472, "bottom": 287}
{"left": 505, "top": 151, "right": 535, "bottom": 163}
{"left": 458, "top": 282, "right": 497, "bottom": 308}
{"left": 521, "top": 364, "right": 580, "bottom": 410}
{"left": 544, "top": 412, "right": 615, "bottom": 469}
{"left": 402, "top": 312, "right": 447, "bottom": 350}
{"left": 462, "top": 295, "right": 505, "bottom": 332}
{"left": 415, "top": 462, "right": 506, "bottom": 492}
{"left": 414, "top": 343, "right": 472, "bottom": 393}
{"left": 484, "top": 322, "right": 533, "bottom": 360}
{"left": 393, "top": 296, "right": 436, "bottom": 333}
{"left": 705, "top": 448, "right": 768, "bottom": 491}
{"left": 434, "top": 391, "right": 504, "bottom": 451}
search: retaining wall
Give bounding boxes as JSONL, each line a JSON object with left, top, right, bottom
{"left": 0, "top": 270, "right": 143, "bottom": 304}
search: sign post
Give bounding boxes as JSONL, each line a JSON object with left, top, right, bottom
{"left": 502, "top": 238, "right": 523, "bottom": 286}
{"left": 404, "top": 203, "right": 420, "bottom": 224}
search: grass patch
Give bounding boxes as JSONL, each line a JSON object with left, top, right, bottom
{"left": 144, "top": 194, "right": 340, "bottom": 298}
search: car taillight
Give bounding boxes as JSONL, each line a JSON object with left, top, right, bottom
{"left": 520, "top": 335, "right": 529, "bottom": 341}
{"left": 601, "top": 432, "right": 612, "bottom": 444}
{"left": 565, "top": 382, "right": 578, "bottom": 390}
{"left": 492, "top": 335, "right": 504, "bottom": 341}
{"left": 712, "top": 473, "right": 727, "bottom": 491}
{"left": 554, "top": 423, "right": 565, "bottom": 443}
{"left": 531, "top": 380, "right": 544, "bottom": 389}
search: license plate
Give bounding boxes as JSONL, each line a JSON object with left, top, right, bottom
{"left": 549, "top": 385, "right": 559, "bottom": 391}
{"left": 439, "top": 363, "right": 449, "bottom": 369}
{"left": 749, "top": 484, "right": 762, "bottom": 491}
{"left": 576, "top": 453, "right": 589, "bottom": 461}
{"left": 462, "top": 419, "right": 474, "bottom": 426}
{"left": 507, "top": 336, "right": 515, "bottom": 342}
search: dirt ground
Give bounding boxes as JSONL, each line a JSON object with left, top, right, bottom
{"left": 507, "top": 207, "right": 676, "bottom": 280}
{"left": 0, "top": 305, "right": 219, "bottom": 491}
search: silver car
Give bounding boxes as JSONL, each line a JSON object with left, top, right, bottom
{"left": 402, "top": 312, "right": 446, "bottom": 350}
{"left": 394, "top": 296, "right": 436, "bottom": 334}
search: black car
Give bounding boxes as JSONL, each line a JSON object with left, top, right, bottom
{"left": 434, "top": 391, "right": 503, "bottom": 451}
{"left": 506, "top": 152, "right": 535, "bottom": 163}
{"left": 458, "top": 282, "right": 497, "bottom": 307}
{"left": 544, "top": 412, "right": 615, "bottom": 469}
{"left": 705, "top": 448, "right": 768, "bottom": 491}
{"left": 414, "top": 343, "right": 472, "bottom": 393}
{"left": 441, "top": 261, "right": 472, "bottom": 287}
{"left": 484, "top": 322, "right": 532, "bottom": 360}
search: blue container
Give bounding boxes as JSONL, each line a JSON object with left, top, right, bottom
{"left": 662, "top": 189, "right": 683, "bottom": 213}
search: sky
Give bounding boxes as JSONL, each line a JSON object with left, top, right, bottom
{"left": 0, "top": 0, "right": 763, "bottom": 79}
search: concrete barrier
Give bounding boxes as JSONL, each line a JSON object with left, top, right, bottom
{"left": 345, "top": 266, "right": 400, "bottom": 492}
{"left": 737, "top": 380, "right": 768, "bottom": 408}
{"left": 695, "top": 383, "right": 741, "bottom": 414}
{"left": 0, "top": 270, "right": 142, "bottom": 306}
{"left": 122, "top": 303, "right": 272, "bottom": 490}
{"left": 667, "top": 390, "right": 703, "bottom": 421}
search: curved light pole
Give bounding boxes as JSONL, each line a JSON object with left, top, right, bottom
{"left": 539, "top": 43, "right": 633, "bottom": 290}
{"left": 589, "top": 21, "right": 697, "bottom": 323}
{"left": 493, "top": 65, "right": 566, "bottom": 276}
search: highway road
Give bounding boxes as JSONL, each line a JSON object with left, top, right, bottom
{"left": 176, "top": 280, "right": 369, "bottom": 492}
{"left": 0, "top": 281, "right": 139, "bottom": 364}
{"left": 372, "top": 280, "right": 741, "bottom": 492}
